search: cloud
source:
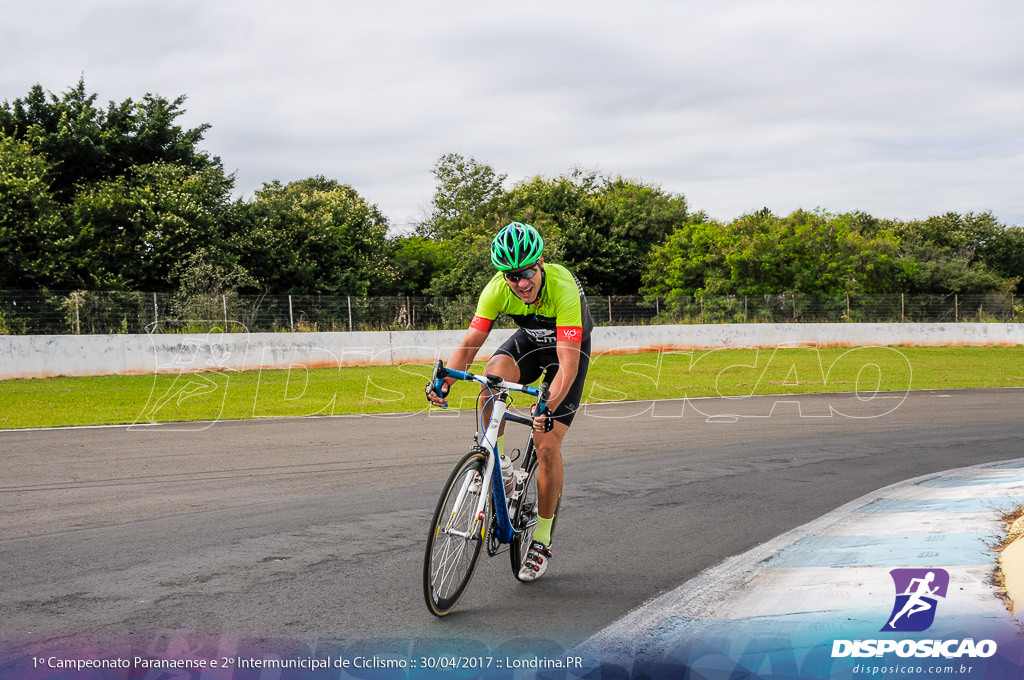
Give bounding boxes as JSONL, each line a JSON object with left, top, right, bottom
{"left": 3, "top": 0, "right": 1023, "bottom": 230}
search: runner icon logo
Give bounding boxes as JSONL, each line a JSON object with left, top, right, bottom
{"left": 881, "top": 568, "right": 949, "bottom": 632}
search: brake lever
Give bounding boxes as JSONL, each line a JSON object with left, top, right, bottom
{"left": 431, "top": 359, "right": 449, "bottom": 394}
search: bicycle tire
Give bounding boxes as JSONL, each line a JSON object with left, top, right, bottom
{"left": 509, "top": 448, "right": 540, "bottom": 579}
{"left": 423, "top": 448, "right": 488, "bottom": 616}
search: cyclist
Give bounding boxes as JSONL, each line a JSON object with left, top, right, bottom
{"left": 426, "top": 221, "right": 592, "bottom": 581}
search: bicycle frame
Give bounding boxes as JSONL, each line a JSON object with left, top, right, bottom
{"left": 431, "top": 362, "right": 548, "bottom": 545}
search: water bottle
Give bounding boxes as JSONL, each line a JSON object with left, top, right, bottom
{"left": 500, "top": 454, "right": 514, "bottom": 496}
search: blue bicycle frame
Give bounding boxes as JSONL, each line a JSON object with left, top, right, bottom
{"left": 432, "top": 363, "right": 548, "bottom": 545}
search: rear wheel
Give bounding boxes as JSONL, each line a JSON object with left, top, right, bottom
{"left": 510, "top": 451, "right": 540, "bottom": 579}
{"left": 423, "top": 448, "right": 488, "bottom": 616}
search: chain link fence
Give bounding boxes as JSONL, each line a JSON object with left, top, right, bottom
{"left": 0, "top": 290, "right": 1020, "bottom": 335}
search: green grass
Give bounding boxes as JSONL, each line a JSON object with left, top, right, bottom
{"left": 1, "top": 346, "right": 1022, "bottom": 430}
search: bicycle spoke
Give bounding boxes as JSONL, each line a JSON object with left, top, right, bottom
{"left": 431, "top": 509, "right": 477, "bottom": 596}
{"left": 431, "top": 536, "right": 474, "bottom": 598}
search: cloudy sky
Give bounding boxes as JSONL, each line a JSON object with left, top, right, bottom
{"left": 4, "top": 0, "right": 1022, "bottom": 231}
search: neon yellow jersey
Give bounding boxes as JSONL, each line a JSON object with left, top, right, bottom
{"left": 469, "top": 263, "right": 593, "bottom": 345}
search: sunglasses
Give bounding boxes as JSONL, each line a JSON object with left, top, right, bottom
{"left": 503, "top": 265, "right": 539, "bottom": 283}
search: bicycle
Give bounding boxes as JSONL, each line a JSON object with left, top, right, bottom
{"left": 422, "top": 359, "right": 556, "bottom": 617}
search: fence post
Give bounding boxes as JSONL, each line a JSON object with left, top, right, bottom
{"left": 222, "top": 295, "right": 228, "bottom": 327}
{"left": 608, "top": 297, "right": 613, "bottom": 324}
{"left": 74, "top": 292, "right": 81, "bottom": 335}
{"left": 347, "top": 296, "right": 353, "bottom": 332}
{"left": 846, "top": 294, "right": 850, "bottom": 320}
{"left": 901, "top": 293, "right": 905, "bottom": 322}
{"left": 153, "top": 292, "right": 159, "bottom": 329}
{"left": 955, "top": 294, "right": 959, "bottom": 322}
{"left": 792, "top": 293, "right": 797, "bottom": 322}
{"left": 288, "top": 295, "right": 294, "bottom": 332}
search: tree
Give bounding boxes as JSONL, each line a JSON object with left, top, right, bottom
{"left": 889, "top": 212, "right": 1016, "bottom": 294}
{"left": 234, "top": 177, "right": 394, "bottom": 295}
{"left": 0, "top": 135, "right": 67, "bottom": 288}
{"left": 642, "top": 209, "right": 908, "bottom": 301}
{"left": 640, "top": 214, "right": 730, "bottom": 303}
{"left": 168, "top": 250, "right": 259, "bottom": 326}
{"left": 417, "top": 159, "right": 691, "bottom": 296}
{"left": 497, "top": 170, "right": 688, "bottom": 294}
{"left": 978, "top": 226, "right": 1024, "bottom": 295}
{"left": 422, "top": 231, "right": 500, "bottom": 298}
{"left": 418, "top": 154, "right": 510, "bottom": 297}
{"left": 0, "top": 78, "right": 217, "bottom": 201}
{"left": 421, "top": 153, "right": 506, "bottom": 240}
{"left": 1, "top": 79, "right": 236, "bottom": 292}
{"left": 389, "top": 235, "right": 455, "bottom": 296}
{"left": 66, "top": 162, "right": 236, "bottom": 290}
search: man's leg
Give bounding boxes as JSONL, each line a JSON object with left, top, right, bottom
{"left": 532, "top": 421, "right": 567, "bottom": 545}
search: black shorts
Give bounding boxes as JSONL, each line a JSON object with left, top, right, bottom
{"left": 494, "top": 329, "right": 591, "bottom": 428}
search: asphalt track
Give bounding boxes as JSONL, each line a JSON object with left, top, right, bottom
{"left": 2, "top": 388, "right": 1022, "bottom": 663}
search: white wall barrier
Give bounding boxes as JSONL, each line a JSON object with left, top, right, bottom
{"left": 1, "top": 323, "right": 1022, "bottom": 380}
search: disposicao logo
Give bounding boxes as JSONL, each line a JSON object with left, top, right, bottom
{"left": 831, "top": 568, "right": 998, "bottom": 660}
{"left": 882, "top": 568, "right": 949, "bottom": 632}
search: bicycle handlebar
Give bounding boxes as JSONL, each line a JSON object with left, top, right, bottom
{"left": 431, "top": 360, "right": 550, "bottom": 414}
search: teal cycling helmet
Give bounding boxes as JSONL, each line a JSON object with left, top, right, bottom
{"left": 490, "top": 222, "right": 544, "bottom": 271}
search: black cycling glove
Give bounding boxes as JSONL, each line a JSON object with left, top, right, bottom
{"left": 425, "top": 377, "right": 453, "bottom": 402}
{"left": 534, "top": 405, "right": 555, "bottom": 432}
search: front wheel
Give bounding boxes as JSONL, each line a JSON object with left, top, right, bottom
{"left": 423, "top": 448, "right": 488, "bottom": 616}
